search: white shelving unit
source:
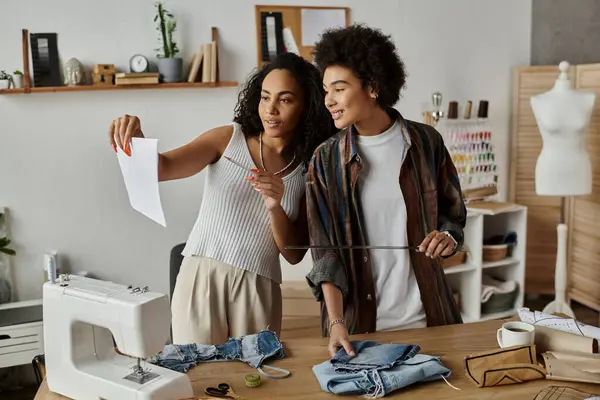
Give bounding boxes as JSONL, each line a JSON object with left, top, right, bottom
{"left": 443, "top": 202, "right": 527, "bottom": 323}
{"left": 0, "top": 206, "right": 14, "bottom": 303}
{"left": 0, "top": 299, "right": 44, "bottom": 369}
{"left": 0, "top": 207, "right": 45, "bottom": 368}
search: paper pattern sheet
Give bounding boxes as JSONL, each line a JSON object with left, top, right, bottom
{"left": 518, "top": 307, "right": 600, "bottom": 341}
{"left": 301, "top": 8, "right": 346, "bottom": 46}
{"left": 534, "top": 385, "right": 599, "bottom": 400}
{"left": 116, "top": 138, "right": 166, "bottom": 227}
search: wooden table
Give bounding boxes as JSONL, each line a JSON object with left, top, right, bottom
{"left": 34, "top": 318, "right": 599, "bottom": 399}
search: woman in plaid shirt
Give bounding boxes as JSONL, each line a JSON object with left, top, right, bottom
{"left": 306, "top": 24, "right": 467, "bottom": 357}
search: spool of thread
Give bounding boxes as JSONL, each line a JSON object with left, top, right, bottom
{"left": 464, "top": 101, "right": 472, "bottom": 119}
{"left": 244, "top": 374, "right": 261, "bottom": 388}
{"left": 478, "top": 100, "right": 489, "bottom": 118}
{"left": 44, "top": 252, "right": 58, "bottom": 283}
{"left": 447, "top": 101, "right": 458, "bottom": 119}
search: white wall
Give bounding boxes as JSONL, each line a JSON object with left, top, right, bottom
{"left": 0, "top": 0, "right": 531, "bottom": 300}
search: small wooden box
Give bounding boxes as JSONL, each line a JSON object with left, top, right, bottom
{"left": 93, "top": 64, "right": 115, "bottom": 74}
{"left": 92, "top": 72, "right": 114, "bottom": 85}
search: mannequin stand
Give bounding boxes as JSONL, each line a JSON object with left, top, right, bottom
{"left": 542, "top": 197, "right": 575, "bottom": 318}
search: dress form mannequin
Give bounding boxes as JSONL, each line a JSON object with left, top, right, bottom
{"left": 532, "top": 61, "right": 595, "bottom": 196}
{"left": 530, "top": 61, "right": 596, "bottom": 318}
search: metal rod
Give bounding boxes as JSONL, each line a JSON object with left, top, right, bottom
{"left": 285, "top": 245, "right": 416, "bottom": 250}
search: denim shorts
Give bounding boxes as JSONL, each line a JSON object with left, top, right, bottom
{"left": 150, "top": 329, "right": 290, "bottom": 378}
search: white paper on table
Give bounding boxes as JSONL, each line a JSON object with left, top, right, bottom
{"left": 116, "top": 138, "right": 166, "bottom": 227}
{"left": 518, "top": 307, "right": 600, "bottom": 341}
{"left": 301, "top": 9, "right": 346, "bottom": 46}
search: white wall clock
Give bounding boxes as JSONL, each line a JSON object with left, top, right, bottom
{"left": 130, "top": 54, "right": 149, "bottom": 73}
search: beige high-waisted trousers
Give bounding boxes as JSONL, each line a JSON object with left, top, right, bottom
{"left": 171, "top": 255, "right": 282, "bottom": 345}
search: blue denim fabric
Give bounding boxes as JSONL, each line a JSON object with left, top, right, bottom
{"left": 330, "top": 341, "right": 420, "bottom": 373}
{"left": 150, "top": 330, "right": 289, "bottom": 377}
{"left": 312, "top": 342, "right": 450, "bottom": 398}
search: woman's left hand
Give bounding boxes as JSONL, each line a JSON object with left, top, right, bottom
{"left": 246, "top": 169, "right": 284, "bottom": 211}
{"left": 418, "top": 230, "right": 456, "bottom": 258}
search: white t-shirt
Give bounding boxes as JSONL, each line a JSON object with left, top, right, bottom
{"left": 355, "top": 121, "right": 426, "bottom": 331}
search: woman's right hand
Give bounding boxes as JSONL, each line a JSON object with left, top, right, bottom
{"left": 328, "top": 322, "right": 355, "bottom": 358}
{"left": 109, "top": 114, "right": 145, "bottom": 156}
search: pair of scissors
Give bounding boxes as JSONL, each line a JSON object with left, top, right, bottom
{"left": 205, "top": 383, "right": 246, "bottom": 399}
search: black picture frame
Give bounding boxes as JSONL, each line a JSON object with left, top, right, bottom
{"left": 260, "top": 12, "right": 284, "bottom": 62}
{"left": 30, "top": 33, "right": 62, "bottom": 87}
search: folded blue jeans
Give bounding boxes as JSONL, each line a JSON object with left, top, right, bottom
{"left": 150, "top": 330, "right": 290, "bottom": 378}
{"left": 330, "top": 341, "right": 420, "bottom": 372}
{"left": 313, "top": 341, "right": 451, "bottom": 398}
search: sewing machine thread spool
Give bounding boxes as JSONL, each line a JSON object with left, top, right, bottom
{"left": 447, "top": 101, "right": 458, "bottom": 119}
{"left": 244, "top": 373, "right": 261, "bottom": 388}
{"left": 44, "top": 252, "right": 58, "bottom": 283}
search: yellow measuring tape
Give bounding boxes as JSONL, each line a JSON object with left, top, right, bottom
{"left": 244, "top": 373, "right": 261, "bottom": 388}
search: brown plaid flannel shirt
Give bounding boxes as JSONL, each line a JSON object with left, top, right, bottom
{"left": 305, "top": 108, "right": 466, "bottom": 336}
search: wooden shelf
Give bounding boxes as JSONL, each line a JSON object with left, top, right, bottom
{"left": 6, "top": 27, "right": 235, "bottom": 96}
{"left": 0, "top": 81, "right": 238, "bottom": 95}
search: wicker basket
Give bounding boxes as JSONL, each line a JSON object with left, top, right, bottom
{"left": 441, "top": 251, "right": 467, "bottom": 268}
{"left": 481, "top": 283, "right": 519, "bottom": 314}
{"left": 482, "top": 244, "right": 508, "bottom": 262}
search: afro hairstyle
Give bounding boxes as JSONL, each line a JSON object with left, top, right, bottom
{"left": 313, "top": 23, "right": 407, "bottom": 109}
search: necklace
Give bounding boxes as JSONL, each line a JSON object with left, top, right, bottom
{"left": 259, "top": 132, "right": 296, "bottom": 176}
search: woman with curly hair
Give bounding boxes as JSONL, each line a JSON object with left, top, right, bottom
{"left": 305, "top": 24, "right": 467, "bottom": 357}
{"left": 108, "top": 53, "right": 334, "bottom": 345}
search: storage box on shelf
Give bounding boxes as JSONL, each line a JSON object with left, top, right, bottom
{"left": 0, "top": 299, "right": 44, "bottom": 369}
{"left": 441, "top": 202, "right": 527, "bottom": 323}
{"left": 0, "top": 206, "right": 45, "bottom": 368}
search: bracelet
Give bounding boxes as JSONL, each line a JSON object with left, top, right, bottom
{"left": 328, "top": 318, "right": 346, "bottom": 332}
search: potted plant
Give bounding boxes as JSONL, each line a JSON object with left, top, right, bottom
{"left": 12, "top": 70, "right": 23, "bottom": 88}
{"left": 154, "top": 1, "right": 182, "bottom": 83}
{"left": 0, "top": 236, "right": 15, "bottom": 257}
{"left": 0, "top": 70, "right": 12, "bottom": 89}
{"left": 0, "top": 212, "right": 15, "bottom": 304}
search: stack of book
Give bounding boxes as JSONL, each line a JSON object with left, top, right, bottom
{"left": 115, "top": 72, "right": 159, "bottom": 85}
{"left": 186, "top": 41, "right": 218, "bottom": 83}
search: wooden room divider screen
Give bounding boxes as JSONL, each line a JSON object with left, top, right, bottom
{"left": 510, "top": 63, "right": 600, "bottom": 313}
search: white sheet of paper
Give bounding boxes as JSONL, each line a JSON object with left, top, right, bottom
{"left": 283, "top": 27, "right": 300, "bottom": 55}
{"left": 301, "top": 8, "right": 346, "bottom": 46}
{"left": 116, "top": 138, "right": 166, "bottom": 227}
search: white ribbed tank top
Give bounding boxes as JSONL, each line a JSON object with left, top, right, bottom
{"left": 181, "top": 122, "right": 306, "bottom": 283}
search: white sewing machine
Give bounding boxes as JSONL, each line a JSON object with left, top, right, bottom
{"left": 43, "top": 274, "right": 194, "bottom": 400}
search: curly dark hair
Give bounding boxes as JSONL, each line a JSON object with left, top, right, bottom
{"left": 233, "top": 53, "right": 335, "bottom": 167}
{"left": 313, "top": 23, "right": 407, "bottom": 109}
